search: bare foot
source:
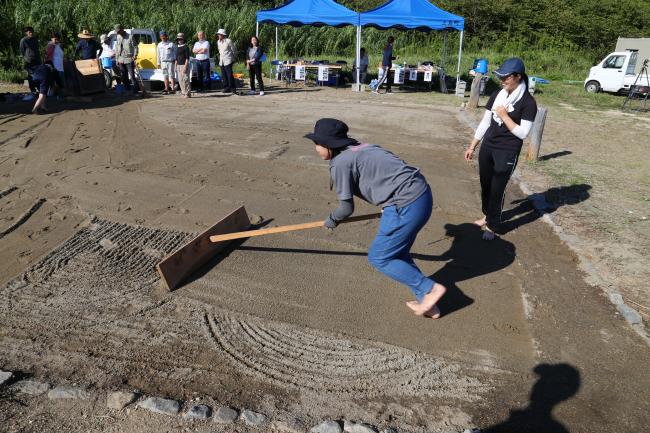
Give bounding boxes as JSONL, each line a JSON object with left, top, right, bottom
{"left": 473, "top": 216, "right": 486, "bottom": 227}
{"left": 407, "top": 301, "right": 441, "bottom": 319}
{"left": 405, "top": 283, "right": 447, "bottom": 316}
{"left": 406, "top": 300, "right": 419, "bottom": 313}
{"left": 424, "top": 305, "right": 441, "bottom": 319}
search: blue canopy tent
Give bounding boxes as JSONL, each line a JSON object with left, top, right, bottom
{"left": 256, "top": 0, "right": 360, "bottom": 67}
{"left": 358, "top": 0, "right": 465, "bottom": 86}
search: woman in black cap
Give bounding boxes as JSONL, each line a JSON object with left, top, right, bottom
{"left": 306, "top": 118, "right": 447, "bottom": 318}
{"left": 464, "top": 57, "right": 538, "bottom": 240}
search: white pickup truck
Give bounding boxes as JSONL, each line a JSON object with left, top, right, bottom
{"left": 584, "top": 38, "right": 650, "bottom": 94}
{"left": 105, "top": 28, "right": 216, "bottom": 89}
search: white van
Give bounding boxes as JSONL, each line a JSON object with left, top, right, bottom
{"left": 584, "top": 50, "right": 640, "bottom": 94}
{"left": 584, "top": 38, "right": 650, "bottom": 94}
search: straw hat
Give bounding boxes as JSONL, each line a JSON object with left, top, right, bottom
{"left": 78, "top": 29, "right": 94, "bottom": 39}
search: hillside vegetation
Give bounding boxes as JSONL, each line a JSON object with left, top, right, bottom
{"left": 2, "top": 0, "right": 649, "bottom": 81}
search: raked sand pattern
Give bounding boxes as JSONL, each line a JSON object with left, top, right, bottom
{"left": 1, "top": 217, "right": 489, "bottom": 405}
{"left": 204, "top": 311, "right": 489, "bottom": 399}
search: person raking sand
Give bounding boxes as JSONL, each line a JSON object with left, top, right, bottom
{"left": 306, "top": 118, "right": 447, "bottom": 318}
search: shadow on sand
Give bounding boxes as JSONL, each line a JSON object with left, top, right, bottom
{"left": 0, "top": 91, "right": 133, "bottom": 116}
{"left": 220, "top": 222, "right": 516, "bottom": 318}
{"left": 482, "top": 363, "right": 580, "bottom": 433}
{"left": 497, "top": 184, "right": 591, "bottom": 235}
{"left": 426, "top": 222, "right": 515, "bottom": 316}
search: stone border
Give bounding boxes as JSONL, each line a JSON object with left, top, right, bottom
{"left": 456, "top": 108, "right": 649, "bottom": 345}
{"left": 0, "top": 371, "right": 481, "bottom": 433}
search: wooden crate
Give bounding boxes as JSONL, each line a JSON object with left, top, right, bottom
{"left": 75, "top": 59, "right": 102, "bottom": 76}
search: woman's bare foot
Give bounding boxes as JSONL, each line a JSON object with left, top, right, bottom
{"left": 405, "top": 283, "right": 447, "bottom": 316}
{"left": 424, "top": 305, "right": 441, "bottom": 319}
{"left": 473, "top": 216, "right": 486, "bottom": 227}
{"left": 406, "top": 300, "right": 419, "bottom": 312}
{"left": 405, "top": 302, "right": 441, "bottom": 319}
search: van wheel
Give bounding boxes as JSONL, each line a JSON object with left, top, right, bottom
{"left": 585, "top": 81, "right": 600, "bottom": 93}
{"left": 103, "top": 69, "right": 112, "bottom": 88}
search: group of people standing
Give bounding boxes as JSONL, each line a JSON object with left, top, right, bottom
{"left": 190, "top": 29, "right": 265, "bottom": 96}
{"left": 148, "top": 29, "right": 265, "bottom": 97}
{"left": 18, "top": 26, "right": 267, "bottom": 103}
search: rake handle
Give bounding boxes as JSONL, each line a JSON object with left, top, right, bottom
{"left": 209, "top": 212, "right": 382, "bottom": 243}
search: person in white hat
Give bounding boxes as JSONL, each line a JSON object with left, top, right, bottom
{"left": 216, "top": 29, "right": 236, "bottom": 94}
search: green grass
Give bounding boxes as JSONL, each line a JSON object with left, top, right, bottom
{"left": 0, "top": 68, "right": 25, "bottom": 84}
{"left": 535, "top": 81, "right": 625, "bottom": 111}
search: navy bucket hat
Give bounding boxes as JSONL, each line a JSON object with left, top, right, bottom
{"left": 494, "top": 57, "right": 526, "bottom": 78}
{"left": 305, "top": 118, "right": 358, "bottom": 149}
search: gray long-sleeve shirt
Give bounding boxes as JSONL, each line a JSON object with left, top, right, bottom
{"left": 115, "top": 33, "right": 138, "bottom": 64}
{"left": 20, "top": 36, "right": 41, "bottom": 66}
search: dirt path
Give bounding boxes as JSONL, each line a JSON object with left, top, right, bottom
{"left": 0, "top": 88, "right": 648, "bottom": 433}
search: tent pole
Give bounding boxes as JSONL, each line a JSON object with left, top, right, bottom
{"left": 442, "top": 30, "right": 447, "bottom": 70}
{"left": 256, "top": 22, "right": 259, "bottom": 37}
{"left": 456, "top": 30, "right": 464, "bottom": 82}
{"left": 356, "top": 25, "right": 361, "bottom": 90}
{"left": 275, "top": 26, "right": 279, "bottom": 60}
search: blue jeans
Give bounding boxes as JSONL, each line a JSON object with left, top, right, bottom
{"left": 368, "top": 187, "right": 434, "bottom": 302}
{"left": 196, "top": 59, "right": 210, "bottom": 90}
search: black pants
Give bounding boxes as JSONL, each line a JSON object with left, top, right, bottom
{"left": 25, "top": 63, "right": 39, "bottom": 93}
{"left": 196, "top": 59, "right": 210, "bottom": 90}
{"left": 248, "top": 63, "right": 264, "bottom": 92}
{"left": 221, "top": 63, "right": 235, "bottom": 92}
{"left": 478, "top": 145, "right": 520, "bottom": 230}
{"left": 119, "top": 62, "right": 138, "bottom": 93}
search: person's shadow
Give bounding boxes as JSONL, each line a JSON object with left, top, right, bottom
{"left": 497, "top": 184, "right": 591, "bottom": 235}
{"left": 426, "top": 222, "right": 516, "bottom": 316}
{"left": 482, "top": 363, "right": 581, "bottom": 433}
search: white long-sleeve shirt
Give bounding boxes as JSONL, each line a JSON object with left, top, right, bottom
{"left": 157, "top": 41, "right": 177, "bottom": 63}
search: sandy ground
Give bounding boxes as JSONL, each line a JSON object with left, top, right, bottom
{"left": 0, "top": 86, "right": 649, "bottom": 433}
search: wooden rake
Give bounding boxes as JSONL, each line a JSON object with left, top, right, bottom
{"left": 156, "top": 206, "right": 381, "bottom": 291}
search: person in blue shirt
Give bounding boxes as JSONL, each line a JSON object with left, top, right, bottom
{"left": 30, "top": 61, "right": 63, "bottom": 114}
{"left": 75, "top": 29, "right": 102, "bottom": 60}
{"left": 306, "top": 118, "right": 447, "bottom": 319}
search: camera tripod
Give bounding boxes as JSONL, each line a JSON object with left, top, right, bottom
{"left": 622, "top": 58, "right": 649, "bottom": 112}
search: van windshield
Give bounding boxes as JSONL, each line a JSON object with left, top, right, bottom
{"left": 132, "top": 33, "right": 153, "bottom": 45}
{"left": 603, "top": 55, "right": 626, "bottom": 69}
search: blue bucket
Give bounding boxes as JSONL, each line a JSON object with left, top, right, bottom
{"left": 473, "top": 58, "right": 488, "bottom": 74}
{"left": 101, "top": 57, "right": 113, "bottom": 69}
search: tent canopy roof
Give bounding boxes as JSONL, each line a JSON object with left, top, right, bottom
{"left": 256, "top": 0, "right": 359, "bottom": 27}
{"left": 359, "top": 0, "right": 464, "bottom": 31}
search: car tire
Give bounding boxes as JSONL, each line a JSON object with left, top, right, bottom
{"left": 103, "top": 69, "right": 112, "bottom": 88}
{"left": 585, "top": 80, "right": 600, "bottom": 93}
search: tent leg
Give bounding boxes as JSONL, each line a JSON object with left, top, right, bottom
{"left": 256, "top": 22, "right": 259, "bottom": 37}
{"left": 354, "top": 25, "right": 361, "bottom": 91}
{"left": 456, "top": 30, "right": 464, "bottom": 84}
{"left": 275, "top": 26, "right": 279, "bottom": 60}
{"left": 442, "top": 31, "right": 447, "bottom": 70}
